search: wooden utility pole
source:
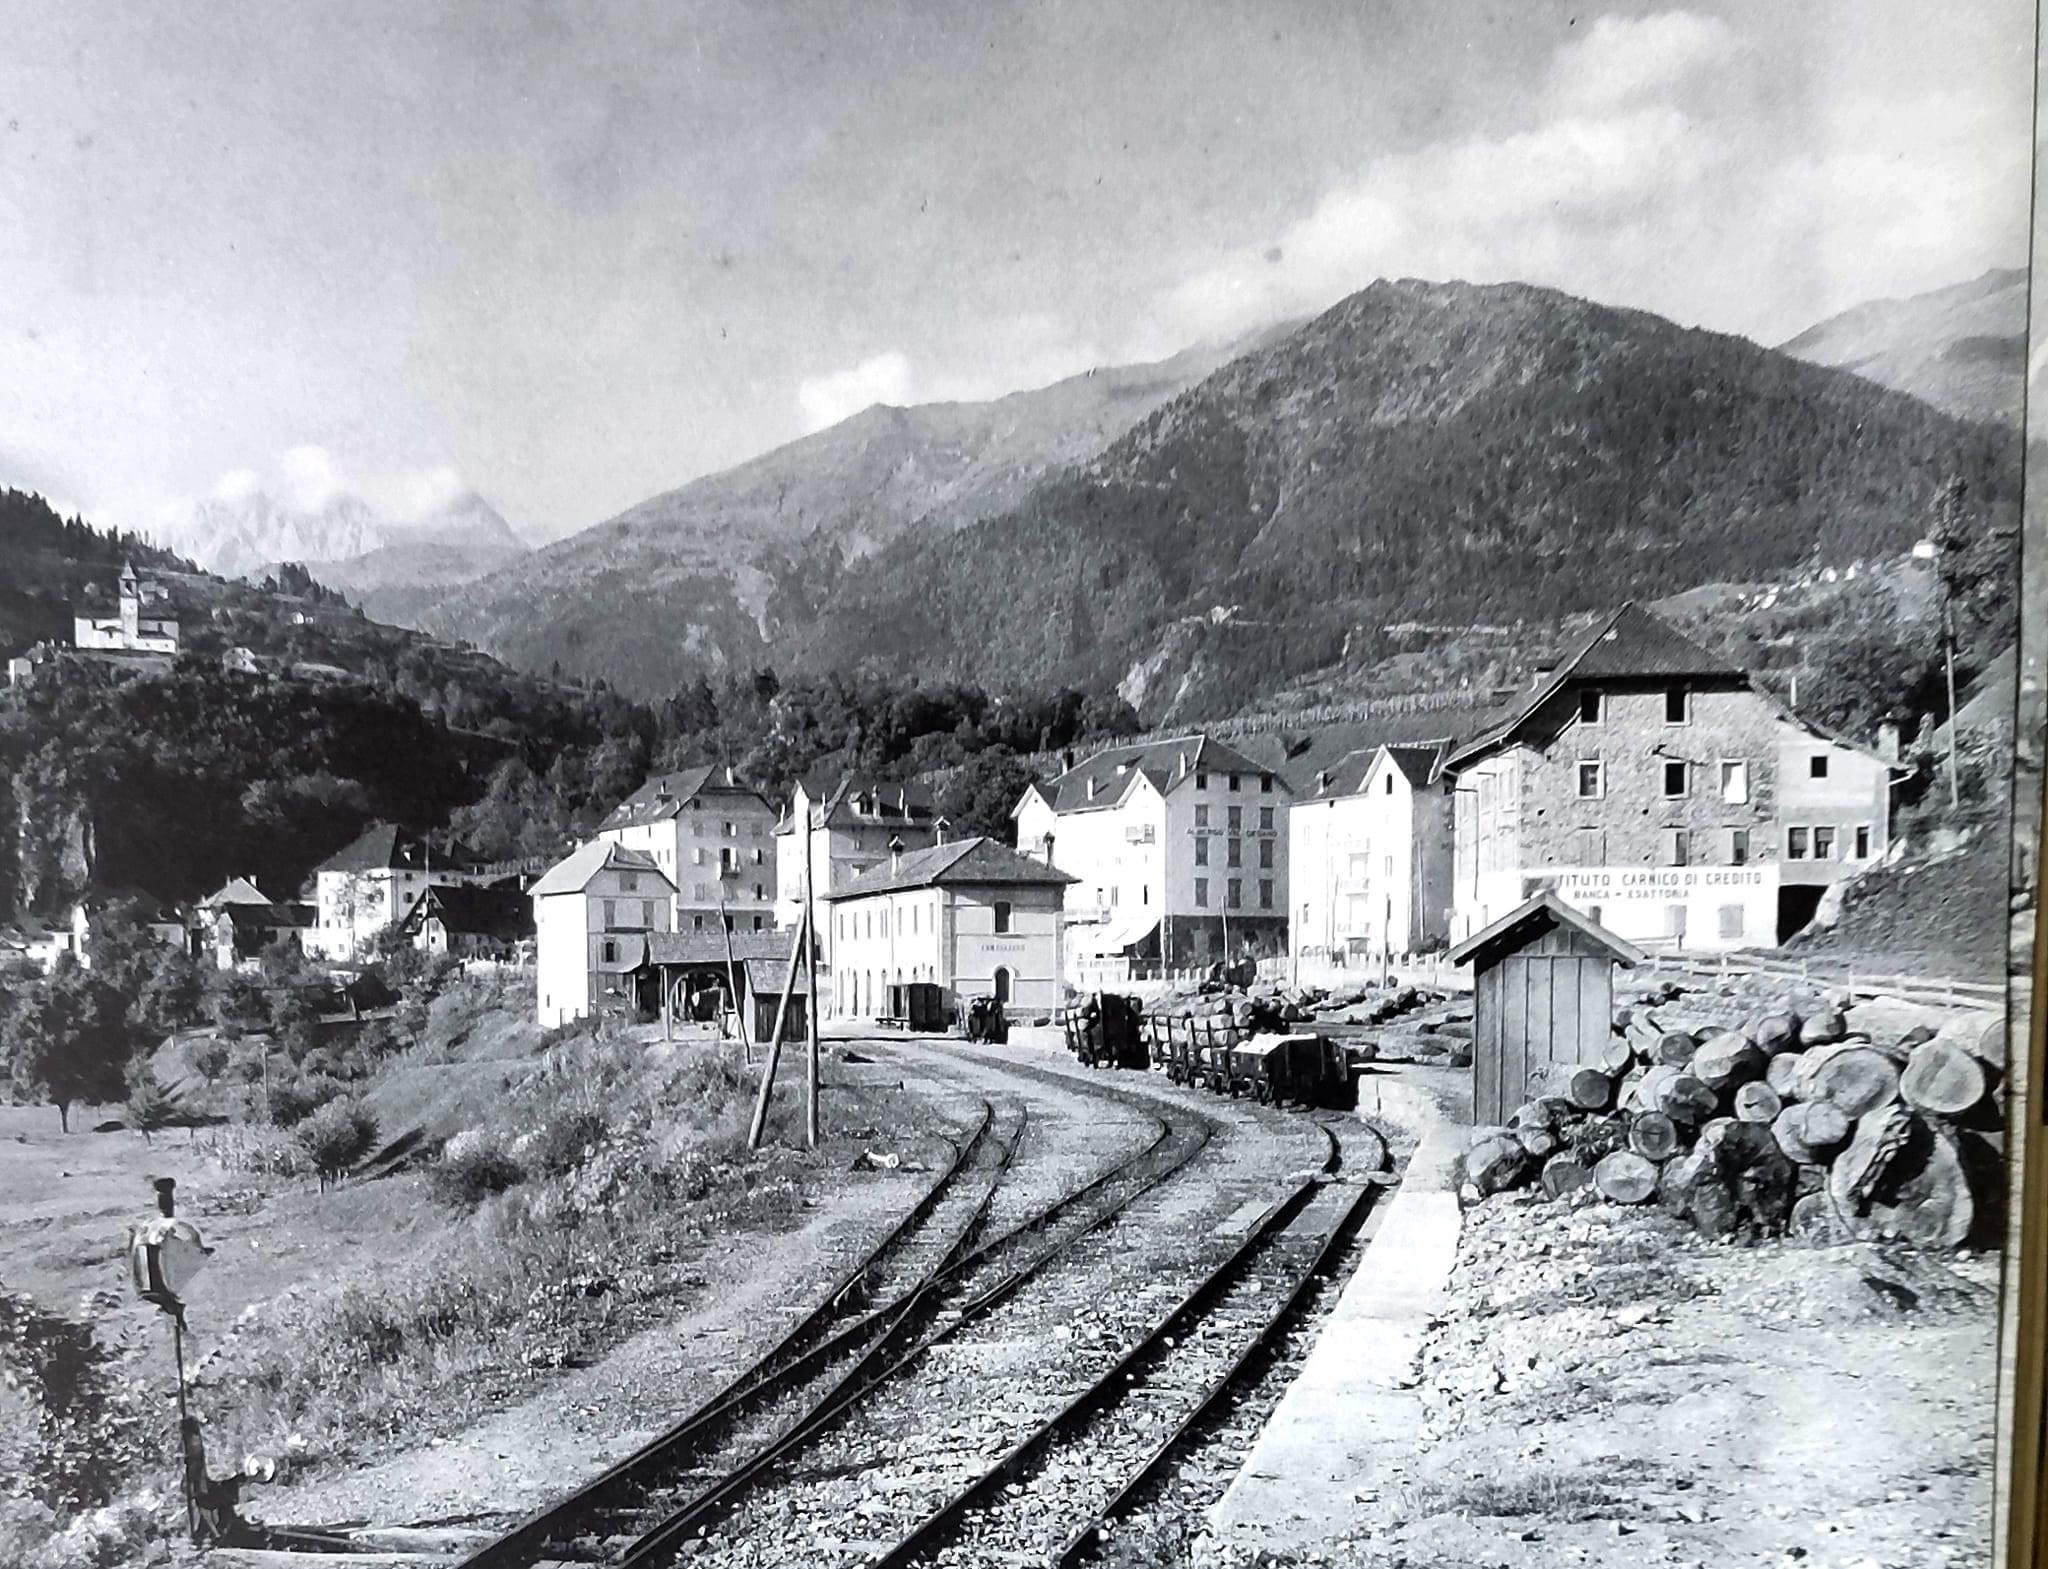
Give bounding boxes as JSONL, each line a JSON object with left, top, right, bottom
{"left": 802, "top": 866, "right": 821, "bottom": 1149}
{"left": 718, "top": 875, "right": 751, "bottom": 1064}
{"left": 746, "top": 907, "right": 807, "bottom": 1150}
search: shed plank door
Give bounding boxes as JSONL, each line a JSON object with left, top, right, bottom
{"left": 1578, "top": 960, "right": 1611, "bottom": 1064}
{"left": 1500, "top": 958, "right": 1528, "bottom": 1122}
{"left": 1475, "top": 964, "right": 1502, "bottom": 1124}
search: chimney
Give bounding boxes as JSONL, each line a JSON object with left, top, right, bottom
{"left": 889, "top": 835, "right": 905, "bottom": 872}
{"left": 725, "top": 764, "right": 736, "bottom": 786}
{"left": 1789, "top": 675, "right": 1800, "bottom": 712}
{"left": 1178, "top": 751, "right": 1190, "bottom": 778}
{"left": 1878, "top": 721, "right": 1900, "bottom": 763}
{"left": 1062, "top": 749, "right": 1074, "bottom": 771}
{"left": 1041, "top": 831, "right": 1056, "bottom": 867}
{"left": 1531, "top": 662, "right": 1557, "bottom": 691}
{"left": 1315, "top": 769, "right": 1331, "bottom": 792}
{"left": 934, "top": 816, "right": 950, "bottom": 845}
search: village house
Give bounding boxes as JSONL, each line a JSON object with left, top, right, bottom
{"left": 0, "top": 917, "right": 76, "bottom": 974}
{"left": 1287, "top": 741, "right": 1454, "bottom": 971}
{"left": 822, "top": 833, "right": 1073, "bottom": 1020}
{"left": 1013, "top": 734, "right": 1292, "bottom": 975}
{"left": 74, "top": 561, "right": 180, "bottom": 654}
{"left": 1443, "top": 603, "right": 1898, "bottom": 953}
{"left": 531, "top": 840, "right": 675, "bottom": 1028}
{"left": 70, "top": 888, "right": 190, "bottom": 964}
{"left": 304, "top": 822, "right": 483, "bottom": 962}
{"left": 596, "top": 767, "right": 779, "bottom": 935}
{"left": 394, "top": 883, "right": 535, "bottom": 961}
{"left": 774, "top": 775, "right": 942, "bottom": 975}
{"left": 205, "top": 899, "right": 315, "bottom": 970}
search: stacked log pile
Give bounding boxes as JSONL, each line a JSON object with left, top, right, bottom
{"left": 1463, "top": 1002, "right": 2006, "bottom": 1249}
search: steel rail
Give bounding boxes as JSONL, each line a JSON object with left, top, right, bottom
{"left": 610, "top": 1114, "right": 1215, "bottom": 1568}
{"left": 864, "top": 1123, "right": 1344, "bottom": 1569}
{"left": 450, "top": 1099, "right": 999, "bottom": 1569}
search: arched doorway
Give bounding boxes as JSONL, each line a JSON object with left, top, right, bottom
{"left": 992, "top": 966, "right": 1012, "bottom": 1004}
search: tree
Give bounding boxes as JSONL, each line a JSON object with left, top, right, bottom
{"left": 936, "top": 746, "right": 1041, "bottom": 843}
{"left": 296, "top": 1098, "right": 379, "bottom": 1190}
{"left": 7, "top": 971, "right": 128, "bottom": 1131}
{"left": 124, "top": 1069, "right": 178, "bottom": 1145}
{"left": 211, "top": 972, "right": 271, "bottom": 1040}
{"left": 188, "top": 1037, "right": 231, "bottom": 1088}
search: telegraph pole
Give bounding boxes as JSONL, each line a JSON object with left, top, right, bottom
{"left": 802, "top": 864, "right": 821, "bottom": 1149}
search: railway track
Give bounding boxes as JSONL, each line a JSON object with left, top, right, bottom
{"left": 451, "top": 1064, "right": 1218, "bottom": 1569}
{"left": 627, "top": 1111, "right": 1378, "bottom": 1569}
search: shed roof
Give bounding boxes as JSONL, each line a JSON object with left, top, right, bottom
{"left": 644, "top": 929, "right": 794, "bottom": 967}
{"left": 1447, "top": 890, "right": 1644, "bottom": 969}
{"left": 742, "top": 956, "right": 810, "bottom": 996}
{"left": 823, "top": 835, "right": 1076, "bottom": 901}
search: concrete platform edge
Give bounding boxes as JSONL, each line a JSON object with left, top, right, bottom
{"left": 1206, "top": 1070, "right": 1464, "bottom": 1548}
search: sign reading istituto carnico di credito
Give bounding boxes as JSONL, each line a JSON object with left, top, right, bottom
{"left": 1527, "top": 866, "right": 1778, "bottom": 904}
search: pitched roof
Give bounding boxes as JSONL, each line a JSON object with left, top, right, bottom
{"left": 816, "top": 777, "right": 938, "bottom": 829}
{"left": 1447, "top": 890, "right": 1644, "bottom": 968}
{"left": 529, "top": 840, "right": 673, "bottom": 897}
{"left": 218, "top": 901, "right": 314, "bottom": 930}
{"left": 315, "top": 822, "right": 478, "bottom": 875}
{"left": 599, "top": 767, "right": 768, "bottom": 831}
{"left": 1296, "top": 739, "right": 1454, "bottom": 802}
{"left": 1447, "top": 603, "right": 1748, "bottom": 770}
{"left": 1034, "top": 734, "right": 1281, "bottom": 814}
{"left": 198, "top": 876, "right": 272, "bottom": 908}
{"left": 822, "top": 835, "right": 1077, "bottom": 901}
{"left": 645, "top": 929, "right": 793, "bottom": 966}
{"left": 399, "top": 884, "right": 535, "bottom": 942}
{"left": 742, "top": 956, "right": 810, "bottom": 996}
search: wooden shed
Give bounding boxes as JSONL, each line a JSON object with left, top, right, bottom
{"left": 1448, "top": 891, "right": 1643, "bottom": 1126}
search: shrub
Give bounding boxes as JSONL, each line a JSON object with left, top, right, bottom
{"left": 529, "top": 1109, "right": 608, "bottom": 1177}
{"left": 296, "top": 1100, "right": 380, "bottom": 1190}
{"left": 122, "top": 1073, "right": 178, "bottom": 1146}
{"left": 266, "top": 1072, "right": 345, "bottom": 1129}
{"left": 427, "top": 1134, "right": 525, "bottom": 1209}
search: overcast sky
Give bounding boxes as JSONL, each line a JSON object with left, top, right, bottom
{"left": 0, "top": 0, "right": 2032, "bottom": 544}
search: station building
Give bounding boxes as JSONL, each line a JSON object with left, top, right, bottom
{"left": 822, "top": 834, "right": 1073, "bottom": 1020}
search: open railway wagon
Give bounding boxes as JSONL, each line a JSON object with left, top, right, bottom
{"left": 1148, "top": 1010, "right": 1356, "bottom": 1109}
{"left": 1065, "top": 991, "right": 1149, "bottom": 1069}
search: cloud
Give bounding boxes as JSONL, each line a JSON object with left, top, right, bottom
{"left": 211, "top": 467, "right": 261, "bottom": 502}
{"left": 1135, "top": 7, "right": 2024, "bottom": 354}
{"left": 369, "top": 462, "right": 470, "bottom": 521}
{"left": 280, "top": 444, "right": 345, "bottom": 511}
{"left": 797, "top": 351, "right": 915, "bottom": 433}
{"left": 1544, "top": 12, "right": 1739, "bottom": 113}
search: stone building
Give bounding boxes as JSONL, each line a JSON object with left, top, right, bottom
{"left": 1444, "top": 603, "right": 1896, "bottom": 952}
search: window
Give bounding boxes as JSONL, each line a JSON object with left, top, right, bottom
{"left": 753, "top": 915, "right": 764, "bottom": 931}
{"left": 1259, "top": 879, "right": 1274, "bottom": 909}
{"left": 1663, "top": 761, "right": 1688, "bottom": 797}
{"left": 1573, "top": 827, "right": 1604, "bottom": 866}
{"left": 1142, "top": 884, "right": 1150, "bottom": 905}
{"left": 693, "top": 914, "right": 705, "bottom": 929}
{"left": 1718, "top": 904, "right": 1745, "bottom": 939}
{"left": 1227, "top": 839, "right": 1242, "bottom": 868}
{"left": 1663, "top": 904, "right": 1686, "bottom": 938}
{"left": 1810, "top": 755, "right": 1829, "bottom": 780}
{"left": 1665, "top": 688, "right": 1689, "bottom": 724}
{"left": 1259, "top": 806, "right": 1275, "bottom": 832}
{"left": 1577, "top": 761, "right": 1605, "bottom": 799}
{"left": 1385, "top": 775, "right": 1395, "bottom": 795}
{"left": 693, "top": 847, "right": 706, "bottom": 865}
{"left": 602, "top": 898, "right": 617, "bottom": 927}
{"left": 620, "top": 870, "right": 639, "bottom": 891}
{"left": 1196, "top": 771, "right": 1209, "bottom": 790}
{"left": 1262, "top": 773, "right": 1275, "bottom": 793}
{"left": 1195, "top": 804, "right": 1210, "bottom": 827}
{"left": 993, "top": 900, "right": 1011, "bottom": 934}
{"left": 1729, "top": 828, "right": 1750, "bottom": 865}
{"left": 753, "top": 848, "right": 765, "bottom": 864}
{"left": 1855, "top": 825, "right": 1872, "bottom": 859}
{"left": 1228, "top": 805, "right": 1243, "bottom": 831}
{"left": 1228, "top": 773, "right": 1241, "bottom": 791}
{"left": 602, "top": 939, "right": 618, "bottom": 964}
{"left": 1579, "top": 690, "right": 1603, "bottom": 725}
{"left": 1720, "top": 760, "right": 1749, "bottom": 805}
{"left": 1259, "top": 840, "right": 1274, "bottom": 870}
{"left": 1194, "top": 836, "right": 1209, "bottom": 866}
{"left": 1813, "top": 826, "right": 1837, "bottom": 860}
{"left": 1663, "top": 829, "right": 1689, "bottom": 868}
{"left": 1227, "top": 878, "right": 1242, "bottom": 909}
{"left": 643, "top": 900, "right": 656, "bottom": 927}
{"left": 1194, "top": 878, "right": 1209, "bottom": 908}
{"left": 1787, "top": 827, "right": 1810, "bottom": 860}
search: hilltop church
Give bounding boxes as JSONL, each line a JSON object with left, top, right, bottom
{"left": 74, "top": 562, "right": 180, "bottom": 655}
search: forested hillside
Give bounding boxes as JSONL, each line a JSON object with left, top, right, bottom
{"left": 788, "top": 279, "right": 2021, "bottom": 699}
